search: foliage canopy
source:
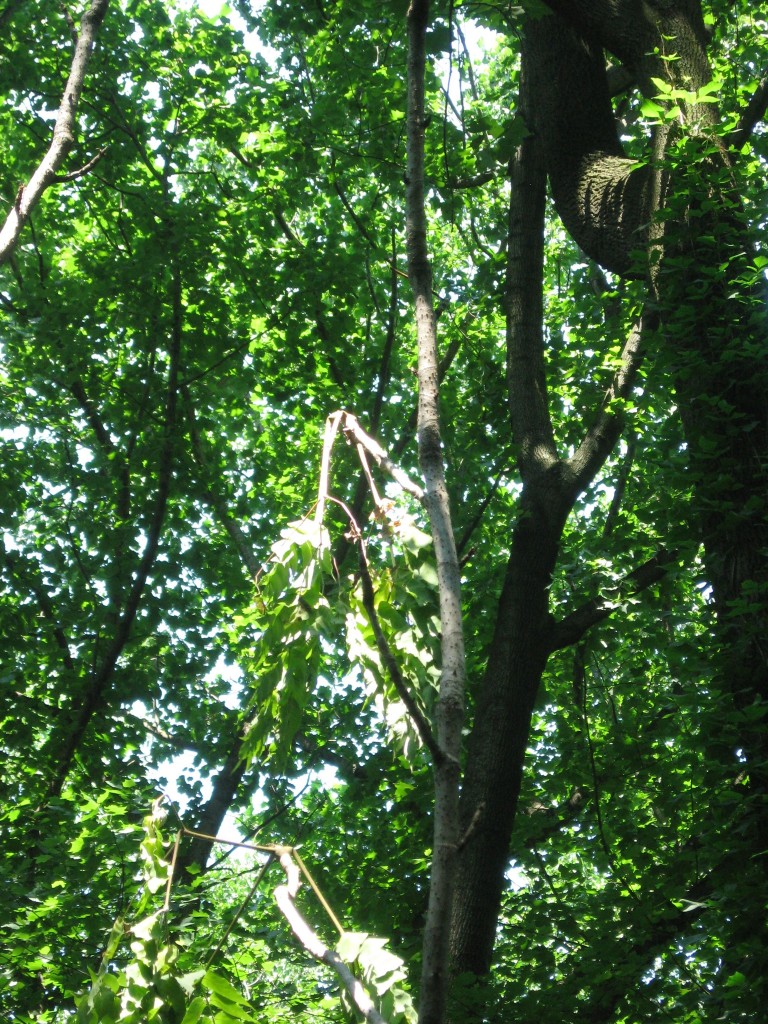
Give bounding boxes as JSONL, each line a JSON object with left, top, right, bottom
{"left": 1, "top": 1, "right": 767, "bottom": 1022}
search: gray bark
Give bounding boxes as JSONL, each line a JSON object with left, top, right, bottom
{"left": 0, "top": 0, "right": 110, "bottom": 264}
{"left": 405, "top": 2, "right": 467, "bottom": 1022}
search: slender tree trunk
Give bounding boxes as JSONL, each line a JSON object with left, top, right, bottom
{"left": 405, "top": 3, "right": 467, "bottom": 1021}
{"left": 0, "top": 0, "right": 110, "bottom": 264}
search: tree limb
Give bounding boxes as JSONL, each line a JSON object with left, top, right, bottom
{"left": 567, "top": 311, "right": 651, "bottom": 492}
{"left": 357, "top": 548, "right": 442, "bottom": 764}
{"left": 506, "top": 114, "right": 557, "bottom": 478}
{"left": 184, "top": 385, "right": 260, "bottom": 579}
{"left": 340, "top": 411, "right": 425, "bottom": 502}
{"left": 728, "top": 69, "right": 768, "bottom": 150}
{"left": 0, "top": 0, "right": 110, "bottom": 265}
{"left": 273, "top": 851, "right": 390, "bottom": 1024}
{"left": 43, "top": 253, "right": 182, "bottom": 798}
{"left": 548, "top": 549, "right": 676, "bottom": 653}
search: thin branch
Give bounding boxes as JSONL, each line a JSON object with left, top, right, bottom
{"left": 370, "top": 230, "right": 398, "bottom": 434}
{"left": 179, "top": 336, "right": 251, "bottom": 387}
{"left": 567, "top": 310, "right": 652, "bottom": 492}
{"left": 0, "top": 0, "right": 110, "bottom": 264}
{"left": 340, "top": 411, "right": 425, "bottom": 502}
{"left": 292, "top": 847, "right": 346, "bottom": 936}
{"left": 316, "top": 411, "right": 344, "bottom": 525}
{"left": 548, "top": 548, "right": 675, "bottom": 653}
{"left": 728, "top": 68, "right": 768, "bottom": 150}
{"left": 52, "top": 146, "right": 108, "bottom": 183}
{"left": 332, "top": 178, "right": 377, "bottom": 247}
{"left": 3, "top": 550, "right": 76, "bottom": 674}
{"left": 602, "top": 434, "right": 636, "bottom": 538}
{"left": 69, "top": 375, "right": 131, "bottom": 519}
{"left": 521, "top": 787, "right": 589, "bottom": 848}
{"left": 357, "top": 547, "right": 443, "bottom": 764}
{"left": 579, "top": 646, "right": 643, "bottom": 904}
{"left": 273, "top": 851, "right": 390, "bottom": 1024}
{"left": 184, "top": 386, "right": 260, "bottom": 578}
{"left": 446, "top": 169, "right": 498, "bottom": 189}
{"left": 455, "top": 801, "right": 485, "bottom": 853}
{"left": 456, "top": 448, "right": 511, "bottom": 557}
{"left": 204, "top": 856, "right": 274, "bottom": 967}
{"left": 123, "top": 711, "right": 201, "bottom": 753}
{"left": 454, "top": 19, "right": 479, "bottom": 103}
{"left": 44, "top": 254, "right": 183, "bottom": 798}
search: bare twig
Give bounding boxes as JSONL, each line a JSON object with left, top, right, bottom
{"left": 52, "top": 145, "right": 108, "bottom": 182}
{"left": 274, "top": 851, "right": 390, "bottom": 1024}
{"left": 340, "top": 411, "right": 425, "bottom": 502}
{"left": 455, "top": 802, "right": 485, "bottom": 853}
{"left": 316, "top": 411, "right": 345, "bottom": 525}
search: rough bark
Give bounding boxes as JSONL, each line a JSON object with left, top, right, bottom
{"left": 528, "top": 3, "right": 768, "bottom": 739}
{"left": 450, "top": 48, "right": 647, "bottom": 976}
{"left": 451, "top": 0, "right": 768, "bottom": 998}
{"left": 173, "top": 740, "right": 248, "bottom": 879}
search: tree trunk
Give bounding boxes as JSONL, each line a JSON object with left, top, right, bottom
{"left": 526, "top": 2, "right": 768, "bottom": 753}
{"left": 450, "top": 46, "right": 646, "bottom": 973}
{"left": 451, "top": 485, "right": 566, "bottom": 974}
{"left": 451, "top": 0, "right": 768, "bottom": 996}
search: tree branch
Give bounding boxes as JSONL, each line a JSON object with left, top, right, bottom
{"left": 184, "top": 385, "right": 260, "bottom": 579}
{"left": 273, "top": 851, "right": 390, "bottom": 1024}
{"left": 357, "top": 549, "right": 442, "bottom": 764}
{"left": 567, "top": 310, "right": 651, "bottom": 492}
{"left": 340, "top": 411, "right": 425, "bottom": 502}
{"left": 506, "top": 91, "right": 557, "bottom": 478}
{"left": 548, "top": 548, "right": 676, "bottom": 653}
{"left": 520, "top": 787, "right": 589, "bottom": 848}
{"left": 0, "top": 0, "right": 110, "bottom": 265}
{"left": 44, "top": 254, "right": 183, "bottom": 798}
{"left": 3, "top": 550, "right": 76, "bottom": 674}
{"left": 728, "top": 68, "right": 768, "bottom": 150}
{"left": 69, "top": 375, "right": 131, "bottom": 520}
{"left": 52, "top": 146, "right": 108, "bottom": 183}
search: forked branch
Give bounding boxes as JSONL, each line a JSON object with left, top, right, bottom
{"left": 274, "top": 850, "right": 389, "bottom": 1024}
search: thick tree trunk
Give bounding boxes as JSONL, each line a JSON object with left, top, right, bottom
{"left": 451, "top": 486, "right": 566, "bottom": 974}
{"left": 526, "top": 2, "right": 768, "bottom": 740}
{"left": 450, "top": 0, "right": 768, "bottom": 1000}
{"left": 540, "top": 2, "right": 768, "bottom": 1001}
{"left": 450, "top": 51, "right": 647, "bottom": 974}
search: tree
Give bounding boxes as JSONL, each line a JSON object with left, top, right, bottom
{"left": 0, "top": 1, "right": 766, "bottom": 1022}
